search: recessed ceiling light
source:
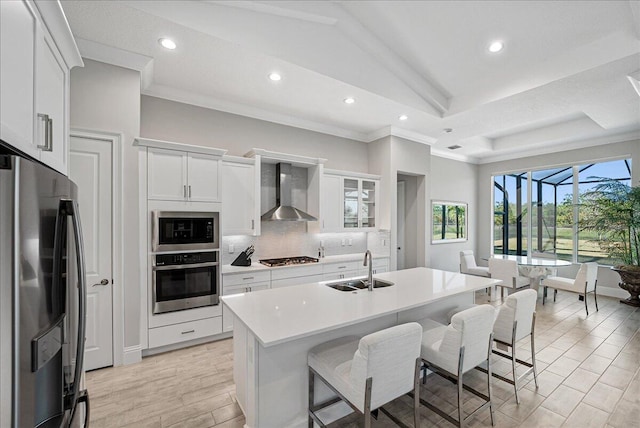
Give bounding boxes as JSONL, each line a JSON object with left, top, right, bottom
{"left": 159, "top": 38, "right": 176, "bottom": 50}
{"left": 488, "top": 41, "right": 504, "bottom": 53}
{"left": 268, "top": 72, "right": 282, "bottom": 81}
{"left": 344, "top": 97, "right": 355, "bottom": 104}
{"left": 399, "top": 115, "right": 408, "bottom": 121}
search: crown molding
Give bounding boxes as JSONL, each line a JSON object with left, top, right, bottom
{"left": 366, "top": 126, "right": 437, "bottom": 146}
{"left": 431, "top": 148, "right": 480, "bottom": 164}
{"left": 34, "top": 0, "right": 83, "bottom": 69}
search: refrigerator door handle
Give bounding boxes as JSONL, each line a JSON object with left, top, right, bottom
{"left": 62, "top": 199, "right": 87, "bottom": 422}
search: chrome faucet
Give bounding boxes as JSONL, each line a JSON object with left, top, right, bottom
{"left": 363, "top": 250, "right": 373, "bottom": 291}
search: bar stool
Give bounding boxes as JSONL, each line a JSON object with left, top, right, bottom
{"left": 487, "top": 289, "right": 538, "bottom": 404}
{"left": 418, "top": 305, "right": 496, "bottom": 427}
{"left": 308, "top": 323, "right": 423, "bottom": 428}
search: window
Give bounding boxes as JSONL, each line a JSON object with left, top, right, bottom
{"left": 492, "top": 158, "right": 632, "bottom": 265}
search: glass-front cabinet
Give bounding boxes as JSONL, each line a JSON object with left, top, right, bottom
{"left": 321, "top": 172, "right": 379, "bottom": 231}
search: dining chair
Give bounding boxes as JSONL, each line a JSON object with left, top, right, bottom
{"left": 459, "top": 250, "right": 490, "bottom": 277}
{"left": 488, "top": 289, "right": 538, "bottom": 404}
{"left": 417, "top": 305, "right": 495, "bottom": 427}
{"left": 308, "top": 323, "right": 423, "bottom": 428}
{"left": 488, "top": 258, "right": 531, "bottom": 301}
{"left": 541, "top": 262, "right": 598, "bottom": 315}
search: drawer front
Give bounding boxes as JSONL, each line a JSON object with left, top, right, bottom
{"left": 223, "top": 270, "right": 271, "bottom": 287}
{"left": 224, "top": 281, "right": 270, "bottom": 294}
{"left": 271, "top": 274, "right": 324, "bottom": 289}
{"left": 323, "top": 261, "right": 359, "bottom": 275}
{"left": 322, "top": 271, "right": 359, "bottom": 282}
{"left": 271, "top": 264, "right": 323, "bottom": 280}
{"left": 149, "top": 317, "right": 222, "bottom": 348}
{"left": 358, "top": 266, "right": 388, "bottom": 276}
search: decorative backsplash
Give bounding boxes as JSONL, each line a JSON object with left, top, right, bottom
{"left": 221, "top": 222, "right": 390, "bottom": 265}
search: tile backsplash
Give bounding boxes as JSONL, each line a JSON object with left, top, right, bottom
{"left": 222, "top": 222, "right": 390, "bottom": 265}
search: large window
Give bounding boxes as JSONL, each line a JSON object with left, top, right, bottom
{"left": 493, "top": 158, "right": 632, "bottom": 265}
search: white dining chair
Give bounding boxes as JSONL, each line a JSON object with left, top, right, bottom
{"left": 418, "top": 305, "right": 496, "bottom": 427}
{"left": 308, "top": 323, "right": 423, "bottom": 428}
{"left": 541, "top": 262, "right": 598, "bottom": 315}
{"left": 459, "top": 250, "right": 490, "bottom": 277}
{"left": 488, "top": 258, "right": 531, "bottom": 301}
{"left": 490, "top": 289, "right": 538, "bottom": 404}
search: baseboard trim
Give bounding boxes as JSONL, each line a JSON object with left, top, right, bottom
{"left": 597, "top": 286, "right": 629, "bottom": 299}
{"left": 142, "top": 332, "right": 233, "bottom": 357}
{"left": 123, "top": 345, "right": 142, "bottom": 365}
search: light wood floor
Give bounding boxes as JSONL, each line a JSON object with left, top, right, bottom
{"left": 86, "top": 291, "right": 639, "bottom": 427}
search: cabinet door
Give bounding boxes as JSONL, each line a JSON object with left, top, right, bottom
{"left": 360, "top": 180, "right": 377, "bottom": 228}
{"left": 222, "top": 282, "right": 269, "bottom": 332}
{"left": 187, "top": 153, "right": 219, "bottom": 202}
{"left": 321, "top": 175, "right": 342, "bottom": 231}
{"left": 148, "top": 148, "right": 187, "bottom": 200}
{"left": 0, "top": 0, "right": 37, "bottom": 156}
{"left": 322, "top": 271, "right": 359, "bottom": 281}
{"left": 222, "top": 161, "right": 256, "bottom": 235}
{"left": 36, "top": 30, "right": 68, "bottom": 174}
{"left": 343, "top": 178, "right": 359, "bottom": 229}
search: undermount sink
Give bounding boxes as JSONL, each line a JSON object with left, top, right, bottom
{"left": 325, "top": 278, "right": 394, "bottom": 292}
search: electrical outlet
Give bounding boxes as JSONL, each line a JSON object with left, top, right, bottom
{"left": 229, "top": 244, "right": 235, "bottom": 253}
{"left": 341, "top": 239, "right": 346, "bottom": 246}
{"left": 348, "top": 239, "right": 352, "bottom": 246}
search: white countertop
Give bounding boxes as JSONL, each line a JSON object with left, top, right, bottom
{"left": 221, "top": 267, "right": 501, "bottom": 347}
{"left": 221, "top": 253, "right": 390, "bottom": 274}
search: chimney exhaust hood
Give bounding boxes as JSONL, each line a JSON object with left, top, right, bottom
{"left": 261, "top": 163, "right": 317, "bottom": 221}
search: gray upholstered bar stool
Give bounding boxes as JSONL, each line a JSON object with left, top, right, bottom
{"left": 307, "top": 323, "right": 423, "bottom": 428}
{"left": 487, "top": 289, "right": 538, "bottom": 404}
{"left": 417, "top": 305, "right": 496, "bottom": 427}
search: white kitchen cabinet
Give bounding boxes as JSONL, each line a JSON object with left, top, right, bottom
{"left": 319, "top": 174, "right": 342, "bottom": 232}
{"left": 147, "top": 147, "right": 221, "bottom": 202}
{"left": 358, "top": 258, "right": 389, "bottom": 276}
{"left": 36, "top": 30, "right": 68, "bottom": 173}
{"left": 148, "top": 316, "right": 222, "bottom": 349}
{"left": 0, "top": 0, "right": 37, "bottom": 157}
{"left": 0, "top": 0, "right": 81, "bottom": 175}
{"left": 321, "top": 171, "right": 380, "bottom": 232}
{"left": 322, "top": 261, "right": 359, "bottom": 281}
{"left": 222, "top": 270, "right": 270, "bottom": 332}
{"left": 222, "top": 158, "right": 259, "bottom": 235}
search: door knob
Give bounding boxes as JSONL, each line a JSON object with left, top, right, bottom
{"left": 92, "top": 279, "right": 109, "bottom": 287}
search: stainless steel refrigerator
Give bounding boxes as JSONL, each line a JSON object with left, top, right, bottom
{"left": 0, "top": 149, "right": 89, "bottom": 427}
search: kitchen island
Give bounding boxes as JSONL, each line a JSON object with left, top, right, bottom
{"left": 221, "top": 267, "right": 502, "bottom": 427}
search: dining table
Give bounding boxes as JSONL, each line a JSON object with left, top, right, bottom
{"left": 487, "top": 254, "right": 572, "bottom": 299}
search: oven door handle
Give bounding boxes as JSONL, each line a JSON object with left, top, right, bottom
{"left": 152, "top": 262, "right": 219, "bottom": 271}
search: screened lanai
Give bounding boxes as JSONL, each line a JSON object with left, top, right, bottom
{"left": 493, "top": 158, "right": 632, "bottom": 265}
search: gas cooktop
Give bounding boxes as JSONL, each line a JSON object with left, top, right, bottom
{"left": 259, "top": 256, "right": 319, "bottom": 267}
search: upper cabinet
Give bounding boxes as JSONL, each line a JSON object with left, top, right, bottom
{"left": 222, "top": 157, "right": 260, "bottom": 236}
{"left": 137, "top": 138, "right": 226, "bottom": 202}
{"left": 0, "top": 0, "right": 83, "bottom": 175}
{"left": 320, "top": 170, "right": 380, "bottom": 232}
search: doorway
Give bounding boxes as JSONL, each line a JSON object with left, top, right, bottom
{"left": 397, "top": 174, "right": 420, "bottom": 269}
{"left": 69, "top": 131, "right": 122, "bottom": 370}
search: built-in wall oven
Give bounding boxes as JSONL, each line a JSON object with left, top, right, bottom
{"left": 152, "top": 211, "right": 219, "bottom": 252}
{"left": 152, "top": 251, "right": 220, "bottom": 314}
{"left": 151, "top": 211, "right": 221, "bottom": 314}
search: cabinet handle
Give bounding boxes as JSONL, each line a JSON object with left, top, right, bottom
{"left": 242, "top": 277, "right": 254, "bottom": 280}
{"left": 251, "top": 219, "right": 254, "bottom": 230}
{"left": 183, "top": 185, "right": 187, "bottom": 198}
{"left": 47, "top": 118, "right": 53, "bottom": 151}
{"left": 37, "top": 113, "right": 52, "bottom": 151}
{"left": 181, "top": 329, "right": 195, "bottom": 335}
{"left": 188, "top": 185, "right": 192, "bottom": 198}
{"left": 337, "top": 266, "right": 346, "bottom": 269}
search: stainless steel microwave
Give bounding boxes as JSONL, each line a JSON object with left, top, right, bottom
{"left": 152, "top": 211, "right": 219, "bottom": 252}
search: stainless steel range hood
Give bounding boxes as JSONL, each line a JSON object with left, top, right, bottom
{"left": 261, "top": 163, "right": 317, "bottom": 221}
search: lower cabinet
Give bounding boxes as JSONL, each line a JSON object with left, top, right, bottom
{"left": 222, "top": 282, "right": 269, "bottom": 332}
{"left": 148, "top": 317, "right": 222, "bottom": 349}
{"left": 358, "top": 258, "right": 389, "bottom": 276}
{"left": 322, "top": 260, "right": 360, "bottom": 281}
{"left": 270, "top": 265, "right": 324, "bottom": 289}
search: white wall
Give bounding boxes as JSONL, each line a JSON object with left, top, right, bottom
{"left": 477, "top": 139, "right": 640, "bottom": 294}
{"left": 140, "top": 95, "right": 369, "bottom": 172}
{"left": 70, "top": 60, "right": 141, "bottom": 349}
{"left": 429, "top": 156, "right": 479, "bottom": 272}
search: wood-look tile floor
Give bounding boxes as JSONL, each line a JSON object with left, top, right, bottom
{"left": 86, "top": 291, "right": 639, "bottom": 427}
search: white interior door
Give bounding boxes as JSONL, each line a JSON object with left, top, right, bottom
{"left": 70, "top": 135, "right": 113, "bottom": 370}
{"left": 397, "top": 181, "right": 406, "bottom": 270}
